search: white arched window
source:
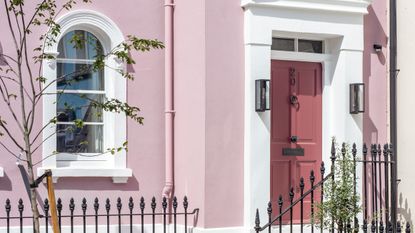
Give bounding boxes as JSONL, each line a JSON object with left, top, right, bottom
{"left": 40, "top": 10, "right": 131, "bottom": 183}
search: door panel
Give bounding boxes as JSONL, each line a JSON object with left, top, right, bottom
{"left": 270, "top": 60, "right": 322, "bottom": 223}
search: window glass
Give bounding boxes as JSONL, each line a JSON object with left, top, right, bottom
{"left": 56, "top": 93, "right": 104, "bottom": 122}
{"left": 271, "top": 38, "right": 295, "bottom": 51}
{"left": 57, "top": 124, "right": 103, "bottom": 153}
{"left": 57, "top": 62, "right": 104, "bottom": 91}
{"left": 56, "top": 30, "right": 104, "bottom": 153}
{"left": 298, "top": 39, "right": 323, "bottom": 53}
{"left": 57, "top": 30, "right": 103, "bottom": 59}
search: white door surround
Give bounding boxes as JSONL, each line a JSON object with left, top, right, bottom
{"left": 242, "top": 0, "right": 372, "bottom": 231}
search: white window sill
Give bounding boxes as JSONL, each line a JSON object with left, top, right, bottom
{"left": 37, "top": 167, "right": 132, "bottom": 183}
{"left": 0, "top": 167, "right": 3, "bottom": 177}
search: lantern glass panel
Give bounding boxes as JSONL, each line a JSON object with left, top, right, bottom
{"left": 350, "top": 83, "right": 365, "bottom": 113}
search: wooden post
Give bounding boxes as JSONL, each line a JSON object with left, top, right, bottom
{"left": 46, "top": 170, "right": 60, "bottom": 233}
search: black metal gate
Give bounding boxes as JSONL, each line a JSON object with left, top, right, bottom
{"left": 254, "top": 141, "right": 402, "bottom": 233}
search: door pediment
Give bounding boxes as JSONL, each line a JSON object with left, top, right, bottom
{"left": 241, "top": 0, "right": 372, "bottom": 15}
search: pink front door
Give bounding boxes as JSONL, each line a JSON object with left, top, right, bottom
{"left": 270, "top": 60, "right": 322, "bottom": 222}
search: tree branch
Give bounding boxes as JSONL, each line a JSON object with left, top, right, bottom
{"left": 0, "top": 121, "right": 24, "bottom": 151}
{"left": 0, "top": 140, "right": 27, "bottom": 162}
{"left": 0, "top": 77, "right": 25, "bottom": 133}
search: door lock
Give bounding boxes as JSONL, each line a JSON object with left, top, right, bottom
{"left": 290, "top": 136, "right": 298, "bottom": 143}
{"left": 290, "top": 95, "right": 298, "bottom": 105}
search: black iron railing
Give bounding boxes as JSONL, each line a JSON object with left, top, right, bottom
{"left": 254, "top": 142, "right": 404, "bottom": 233}
{"left": 0, "top": 196, "right": 199, "bottom": 233}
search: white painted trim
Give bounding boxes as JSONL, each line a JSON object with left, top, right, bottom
{"left": 0, "top": 166, "right": 3, "bottom": 177}
{"left": 243, "top": 2, "right": 366, "bottom": 231}
{"left": 40, "top": 10, "right": 129, "bottom": 183}
{"left": 37, "top": 167, "right": 132, "bottom": 183}
{"left": 241, "top": 0, "right": 372, "bottom": 15}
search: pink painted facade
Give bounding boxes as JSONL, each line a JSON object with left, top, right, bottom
{"left": 0, "top": 0, "right": 390, "bottom": 231}
{"left": 363, "top": 1, "right": 389, "bottom": 144}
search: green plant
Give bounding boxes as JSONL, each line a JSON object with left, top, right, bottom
{"left": 315, "top": 139, "right": 361, "bottom": 232}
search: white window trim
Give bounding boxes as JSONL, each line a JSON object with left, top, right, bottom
{"left": 0, "top": 166, "right": 3, "bottom": 177}
{"left": 39, "top": 10, "right": 131, "bottom": 183}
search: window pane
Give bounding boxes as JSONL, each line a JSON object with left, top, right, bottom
{"left": 57, "top": 124, "right": 103, "bottom": 153}
{"left": 298, "top": 39, "right": 323, "bottom": 53}
{"left": 58, "top": 30, "right": 103, "bottom": 60}
{"left": 271, "top": 38, "right": 295, "bottom": 51}
{"left": 57, "top": 62, "right": 104, "bottom": 90}
{"left": 57, "top": 93, "right": 104, "bottom": 123}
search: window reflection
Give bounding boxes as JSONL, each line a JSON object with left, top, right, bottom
{"left": 56, "top": 30, "right": 105, "bottom": 154}
{"left": 57, "top": 125, "right": 103, "bottom": 153}
{"left": 57, "top": 62, "right": 104, "bottom": 91}
{"left": 57, "top": 30, "right": 103, "bottom": 60}
{"left": 57, "top": 93, "right": 103, "bottom": 122}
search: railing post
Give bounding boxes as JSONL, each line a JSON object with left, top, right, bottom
{"left": 18, "top": 199, "right": 23, "bottom": 233}
{"left": 117, "top": 198, "right": 122, "bottom": 233}
{"left": 278, "top": 195, "right": 283, "bottom": 233}
{"left": 94, "top": 198, "right": 99, "bottom": 233}
{"left": 397, "top": 221, "right": 402, "bottom": 233}
{"left": 184, "top": 196, "right": 189, "bottom": 233}
{"left": 352, "top": 143, "right": 358, "bottom": 232}
{"left": 380, "top": 221, "right": 385, "bottom": 233}
{"left": 310, "top": 170, "right": 315, "bottom": 233}
{"left": 405, "top": 222, "right": 410, "bottom": 233}
{"left": 163, "top": 197, "right": 167, "bottom": 233}
{"left": 363, "top": 143, "right": 368, "bottom": 220}
{"left": 69, "top": 198, "right": 75, "bottom": 233}
{"left": 57, "top": 198, "right": 62, "bottom": 232}
{"left": 5, "top": 199, "right": 11, "bottom": 233}
{"left": 44, "top": 199, "right": 49, "bottom": 233}
{"left": 255, "top": 209, "right": 261, "bottom": 233}
{"left": 140, "top": 197, "right": 145, "bottom": 233}
{"left": 363, "top": 220, "right": 368, "bottom": 233}
{"left": 389, "top": 144, "right": 397, "bottom": 233}
{"left": 82, "top": 198, "right": 87, "bottom": 233}
{"left": 106, "top": 199, "right": 111, "bottom": 233}
{"left": 372, "top": 144, "right": 379, "bottom": 232}
{"left": 371, "top": 219, "right": 376, "bottom": 233}
{"left": 129, "top": 197, "right": 134, "bottom": 233}
{"left": 300, "top": 177, "right": 304, "bottom": 233}
{"left": 173, "top": 196, "right": 178, "bottom": 233}
{"left": 151, "top": 197, "right": 156, "bottom": 233}
{"left": 320, "top": 162, "right": 325, "bottom": 233}
{"left": 289, "top": 187, "right": 294, "bottom": 233}
{"left": 331, "top": 140, "right": 336, "bottom": 233}
{"left": 384, "top": 144, "right": 390, "bottom": 223}
{"left": 267, "top": 201, "right": 272, "bottom": 233}
{"left": 378, "top": 144, "right": 383, "bottom": 223}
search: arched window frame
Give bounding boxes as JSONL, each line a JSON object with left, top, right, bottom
{"left": 40, "top": 10, "right": 131, "bottom": 183}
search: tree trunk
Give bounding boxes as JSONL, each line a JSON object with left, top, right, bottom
{"left": 26, "top": 152, "right": 41, "bottom": 233}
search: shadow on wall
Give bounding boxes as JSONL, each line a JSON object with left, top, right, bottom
{"left": 0, "top": 173, "right": 12, "bottom": 191}
{"left": 363, "top": 5, "right": 388, "bottom": 144}
{"left": 398, "top": 192, "right": 413, "bottom": 226}
{"left": 0, "top": 42, "right": 8, "bottom": 66}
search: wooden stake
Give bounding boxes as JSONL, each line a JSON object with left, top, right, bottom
{"left": 47, "top": 170, "right": 60, "bottom": 233}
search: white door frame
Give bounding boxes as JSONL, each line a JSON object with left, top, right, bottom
{"left": 242, "top": 2, "right": 370, "bottom": 231}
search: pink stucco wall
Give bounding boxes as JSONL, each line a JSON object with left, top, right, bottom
{"left": 173, "top": 0, "right": 245, "bottom": 228}
{"left": 0, "top": 0, "right": 245, "bottom": 228}
{"left": 363, "top": 1, "right": 389, "bottom": 144}
{"left": 0, "top": 0, "right": 166, "bottom": 216}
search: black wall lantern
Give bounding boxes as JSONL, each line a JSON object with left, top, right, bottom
{"left": 255, "top": 79, "right": 270, "bottom": 112}
{"left": 350, "top": 83, "right": 365, "bottom": 114}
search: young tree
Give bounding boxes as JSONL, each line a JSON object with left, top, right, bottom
{"left": 0, "top": 0, "right": 164, "bottom": 232}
